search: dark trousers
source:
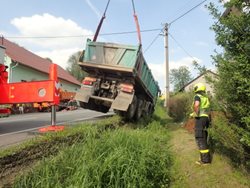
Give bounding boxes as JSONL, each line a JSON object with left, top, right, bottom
{"left": 195, "top": 116, "right": 211, "bottom": 163}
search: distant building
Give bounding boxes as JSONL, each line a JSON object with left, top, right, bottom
{"left": 179, "top": 70, "right": 218, "bottom": 96}
{"left": 222, "top": 0, "right": 249, "bottom": 17}
{"left": 0, "top": 38, "right": 80, "bottom": 92}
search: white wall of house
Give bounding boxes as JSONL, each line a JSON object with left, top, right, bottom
{"left": 184, "top": 72, "right": 217, "bottom": 96}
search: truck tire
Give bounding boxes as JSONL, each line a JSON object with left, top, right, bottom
{"left": 134, "top": 98, "right": 143, "bottom": 121}
{"left": 148, "top": 103, "right": 155, "bottom": 115}
{"left": 98, "top": 105, "right": 110, "bottom": 113}
{"left": 79, "top": 100, "right": 95, "bottom": 110}
{"left": 125, "top": 96, "right": 137, "bottom": 120}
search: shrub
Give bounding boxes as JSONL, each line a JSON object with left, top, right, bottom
{"left": 208, "top": 0, "right": 250, "bottom": 171}
{"left": 209, "top": 112, "right": 250, "bottom": 171}
{"left": 168, "top": 92, "right": 193, "bottom": 122}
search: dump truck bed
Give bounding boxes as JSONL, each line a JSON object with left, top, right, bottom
{"left": 79, "top": 40, "right": 160, "bottom": 103}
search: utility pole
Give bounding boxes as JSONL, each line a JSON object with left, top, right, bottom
{"left": 164, "top": 23, "right": 169, "bottom": 108}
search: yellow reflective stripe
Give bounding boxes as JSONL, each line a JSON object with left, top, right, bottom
{"left": 200, "top": 149, "right": 209, "bottom": 153}
{"left": 200, "top": 114, "right": 209, "bottom": 117}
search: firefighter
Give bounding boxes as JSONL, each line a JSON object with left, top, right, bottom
{"left": 190, "top": 83, "right": 211, "bottom": 165}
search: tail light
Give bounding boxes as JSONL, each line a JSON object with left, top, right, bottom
{"left": 82, "top": 77, "right": 97, "bottom": 85}
{"left": 120, "top": 83, "right": 134, "bottom": 93}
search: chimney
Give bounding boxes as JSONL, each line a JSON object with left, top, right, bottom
{"left": 0, "top": 45, "right": 6, "bottom": 65}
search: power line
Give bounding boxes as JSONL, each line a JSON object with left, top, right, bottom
{"left": 169, "top": 32, "right": 197, "bottom": 61}
{"left": 4, "top": 0, "right": 208, "bottom": 55}
{"left": 143, "top": 28, "right": 164, "bottom": 53}
{"left": 169, "top": 0, "right": 208, "bottom": 25}
{"left": 144, "top": 0, "right": 208, "bottom": 53}
{"left": 4, "top": 28, "right": 162, "bottom": 39}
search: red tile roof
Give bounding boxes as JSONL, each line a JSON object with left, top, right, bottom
{"left": 1, "top": 38, "right": 81, "bottom": 86}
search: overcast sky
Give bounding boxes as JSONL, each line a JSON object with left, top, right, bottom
{"left": 0, "top": 0, "right": 225, "bottom": 91}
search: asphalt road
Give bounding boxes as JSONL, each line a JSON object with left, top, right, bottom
{"left": 0, "top": 108, "right": 113, "bottom": 149}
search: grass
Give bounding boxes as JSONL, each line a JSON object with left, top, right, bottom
{"left": 14, "top": 126, "right": 172, "bottom": 188}
{"left": 168, "top": 123, "right": 250, "bottom": 188}
{"left": 3, "top": 100, "right": 249, "bottom": 188}
{"left": 0, "top": 116, "right": 121, "bottom": 187}
{"left": 12, "top": 103, "right": 173, "bottom": 188}
{"left": 0, "top": 116, "right": 121, "bottom": 158}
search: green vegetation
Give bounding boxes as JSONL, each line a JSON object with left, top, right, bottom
{"left": 209, "top": 113, "right": 250, "bottom": 170}
{"left": 170, "top": 66, "right": 193, "bottom": 92}
{"left": 66, "top": 51, "right": 87, "bottom": 81}
{"left": 168, "top": 92, "right": 193, "bottom": 122}
{"left": 1, "top": 100, "right": 250, "bottom": 187}
{"left": 12, "top": 102, "right": 172, "bottom": 188}
{"left": 168, "top": 123, "right": 250, "bottom": 188}
{"left": 207, "top": 0, "right": 250, "bottom": 171}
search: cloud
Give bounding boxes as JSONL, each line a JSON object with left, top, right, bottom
{"left": 36, "top": 48, "right": 81, "bottom": 69}
{"left": 148, "top": 56, "right": 202, "bottom": 91}
{"left": 11, "top": 13, "right": 93, "bottom": 50}
{"left": 195, "top": 41, "right": 209, "bottom": 47}
{"left": 85, "top": 0, "right": 102, "bottom": 19}
{"left": 7, "top": 13, "right": 94, "bottom": 69}
{"left": 170, "top": 56, "right": 201, "bottom": 70}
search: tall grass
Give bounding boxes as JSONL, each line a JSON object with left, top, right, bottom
{"left": 13, "top": 103, "right": 173, "bottom": 188}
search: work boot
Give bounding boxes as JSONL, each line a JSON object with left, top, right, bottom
{"left": 200, "top": 152, "right": 211, "bottom": 163}
{"left": 195, "top": 160, "right": 210, "bottom": 165}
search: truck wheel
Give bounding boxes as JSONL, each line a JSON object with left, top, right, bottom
{"left": 79, "top": 101, "right": 87, "bottom": 109}
{"left": 134, "top": 99, "right": 143, "bottom": 121}
{"left": 148, "top": 103, "right": 155, "bottom": 115}
{"left": 99, "top": 105, "right": 110, "bottom": 113}
{"left": 125, "top": 96, "right": 137, "bottom": 120}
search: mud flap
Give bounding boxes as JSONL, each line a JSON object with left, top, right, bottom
{"left": 75, "top": 86, "right": 94, "bottom": 103}
{"left": 111, "top": 92, "right": 134, "bottom": 111}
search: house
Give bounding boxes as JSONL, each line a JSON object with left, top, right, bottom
{"left": 222, "top": 0, "right": 249, "bottom": 17}
{"left": 0, "top": 37, "right": 81, "bottom": 92}
{"left": 179, "top": 70, "right": 218, "bottom": 96}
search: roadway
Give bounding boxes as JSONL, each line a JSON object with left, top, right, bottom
{"left": 0, "top": 108, "right": 113, "bottom": 149}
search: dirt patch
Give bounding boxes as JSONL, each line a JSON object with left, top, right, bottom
{"left": 183, "top": 118, "right": 195, "bottom": 133}
{"left": 183, "top": 111, "right": 225, "bottom": 134}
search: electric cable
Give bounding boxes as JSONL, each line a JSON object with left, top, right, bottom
{"left": 5, "top": 0, "right": 209, "bottom": 56}
{"left": 143, "top": 29, "right": 164, "bottom": 53}
{"left": 169, "top": 0, "right": 208, "bottom": 25}
{"left": 144, "top": 0, "right": 208, "bottom": 54}
{"left": 4, "top": 28, "right": 162, "bottom": 39}
{"left": 169, "top": 32, "right": 198, "bottom": 62}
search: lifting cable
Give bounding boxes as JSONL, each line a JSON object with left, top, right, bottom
{"left": 131, "top": 0, "right": 142, "bottom": 45}
{"left": 93, "top": 0, "right": 111, "bottom": 42}
{"left": 93, "top": 0, "right": 142, "bottom": 45}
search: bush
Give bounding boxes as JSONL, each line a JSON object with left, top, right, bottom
{"left": 208, "top": 0, "right": 250, "bottom": 171}
{"left": 168, "top": 92, "right": 193, "bottom": 122}
{"left": 209, "top": 112, "right": 250, "bottom": 171}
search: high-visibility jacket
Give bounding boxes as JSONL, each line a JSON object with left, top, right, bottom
{"left": 193, "top": 93, "right": 210, "bottom": 117}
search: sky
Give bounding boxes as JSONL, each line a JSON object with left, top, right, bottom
{"left": 0, "top": 0, "right": 226, "bottom": 91}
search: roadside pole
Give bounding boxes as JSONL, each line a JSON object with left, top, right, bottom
{"left": 164, "top": 23, "right": 169, "bottom": 109}
{"left": 51, "top": 105, "right": 56, "bottom": 126}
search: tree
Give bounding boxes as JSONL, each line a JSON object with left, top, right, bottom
{"left": 66, "top": 51, "right": 87, "bottom": 82}
{"left": 170, "top": 66, "right": 193, "bottom": 92}
{"left": 192, "top": 60, "right": 207, "bottom": 74}
{"left": 45, "top": 57, "right": 53, "bottom": 62}
{"left": 207, "top": 0, "right": 250, "bottom": 168}
{"left": 208, "top": 0, "right": 250, "bottom": 127}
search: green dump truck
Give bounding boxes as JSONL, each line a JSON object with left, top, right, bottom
{"left": 75, "top": 39, "right": 160, "bottom": 120}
